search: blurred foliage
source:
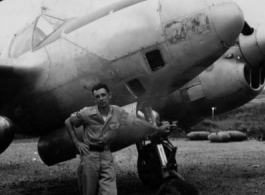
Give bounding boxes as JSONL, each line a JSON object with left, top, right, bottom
{"left": 192, "top": 103, "right": 265, "bottom": 140}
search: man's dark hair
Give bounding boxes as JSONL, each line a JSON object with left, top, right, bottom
{"left": 91, "top": 83, "right": 110, "bottom": 94}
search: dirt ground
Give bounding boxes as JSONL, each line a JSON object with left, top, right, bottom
{"left": 1, "top": 138, "right": 265, "bottom": 195}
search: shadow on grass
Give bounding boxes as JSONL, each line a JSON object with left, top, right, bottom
{"left": 1, "top": 172, "right": 157, "bottom": 195}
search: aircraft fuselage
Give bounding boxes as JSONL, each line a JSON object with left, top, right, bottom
{"left": 0, "top": 0, "right": 244, "bottom": 135}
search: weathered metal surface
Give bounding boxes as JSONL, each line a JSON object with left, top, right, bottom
{"left": 164, "top": 13, "right": 211, "bottom": 45}
{"left": 45, "top": 38, "right": 109, "bottom": 119}
{"left": 0, "top": 0, "right": 245, "bottom": 154}
{"left": 64, "top": 0, "right": 163, "bottom": 60}
{"left": 204, "top": 0, "right": 232, "bottom": 6}
{"left": 159, "top": 0, "right": 207, "bottom": 23}
{"left": 64, "top": 0, "right": 147, "bottom": 35}
{"left": 199, "top": 56, "right": 241, "bottom": 100}
{"left": 210, "top": 2, "right": 244, "bottom": 46}
{"left": 240, "top": 24, "right": 265, "bottom": 68}
{"left": 187, "top": 84, "right": 205, "bottom": 102}
{"left": 153, "top": 42, "right": 264, "bottom": 128}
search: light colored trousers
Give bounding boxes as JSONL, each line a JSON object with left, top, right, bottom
{"left": 77, "top": 150, "right": 117, "bottom": 195}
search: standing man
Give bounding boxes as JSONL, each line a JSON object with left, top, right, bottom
{"left": 65, "top": 83, "right": 170, "bottom": 195}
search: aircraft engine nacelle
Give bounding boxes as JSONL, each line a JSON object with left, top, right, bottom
{"left": 153, "top": 48, "right": 265, "bottom": 128}
{"left": 239, "top": 23, "right": 265, "bottom": 68}
{"left": 0, "top": 116, "right": 15, "bottom": 154}
{"left": 38, "top": 127, "right": 78, "bottom": 166}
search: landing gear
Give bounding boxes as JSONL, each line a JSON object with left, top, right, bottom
{"left": 136, "top": 104, "right": 199, "bottom": 195}
{"left": 137, "top": 139, "right": 177, "bottom": 188}
{"left": 136, "top": 138, "right": 198, "bottom": 195}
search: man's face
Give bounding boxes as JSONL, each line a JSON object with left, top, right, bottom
{"left": 93, "top": 88, "right": 112, "bottom": 108}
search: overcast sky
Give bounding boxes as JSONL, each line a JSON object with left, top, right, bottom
{"left": 0, "top": 0, "right": 264, "bottom": 51}
{"left": 234, "top": 0, "right": 265, "bottom": 23}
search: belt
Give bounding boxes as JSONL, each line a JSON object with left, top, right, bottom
{"left": 89, "top": 144, "right": 110, "bottom": 152}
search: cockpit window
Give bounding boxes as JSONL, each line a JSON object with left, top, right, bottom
{"left": 32, "top": 15, "right": 64, "bottom": 48}
{"left": 9, "top": 23, "right": 34, "bottom": 58}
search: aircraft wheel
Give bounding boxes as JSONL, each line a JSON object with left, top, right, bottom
{"left": 137, "top": 143, "right": 176, "bottom": 188}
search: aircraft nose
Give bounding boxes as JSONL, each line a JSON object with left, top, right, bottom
{"left": 210, "top": 1, "right": 244, "bottom": 47}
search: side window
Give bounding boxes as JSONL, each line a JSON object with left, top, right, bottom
{"left": 32, "top": 15, "right": 64, "bottom": 48}
{"left": 9, "top": 23, "right": 34, "bottom": 58}
{"left": 145, "top": 49, "right": 165, "bottom": 71}
{"left": 126, "top": 79, "right": 146, "bottom": 98}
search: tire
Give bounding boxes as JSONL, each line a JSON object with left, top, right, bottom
{"left": 137, "top": 143, "right": 177, "bottom": 188}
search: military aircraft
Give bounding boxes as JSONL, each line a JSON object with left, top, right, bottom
{"left": 0, "top": 0, "right": 246, "bottom": 194}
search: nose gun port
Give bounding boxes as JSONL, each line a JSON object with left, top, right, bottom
{"left": 210, "top": 1, "right": 244, "bottom": 47}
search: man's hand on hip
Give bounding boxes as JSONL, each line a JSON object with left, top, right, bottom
{"left": 75, "top": 141, "right": 90, "bottom": 156}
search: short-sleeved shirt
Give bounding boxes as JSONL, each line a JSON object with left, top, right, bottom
{"left": 70, "top": 105, "right": 127, "bottom": 146}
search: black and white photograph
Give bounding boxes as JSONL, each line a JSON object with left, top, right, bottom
{"left": 0, "top": 0, "right": 265, "bottom": 194}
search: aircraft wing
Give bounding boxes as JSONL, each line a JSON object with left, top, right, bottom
{"left": 0, "top": 57, "right": 16, "bottom": 77}
{"left": 0, "top": 58, "right": 23, "bottom": 107}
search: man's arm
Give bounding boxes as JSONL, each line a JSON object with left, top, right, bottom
{"left": 64, "top": 117, "right": 89, "bottom": 156}
{"left": 148, "top": 123, "right": 171, "bottom": 141}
